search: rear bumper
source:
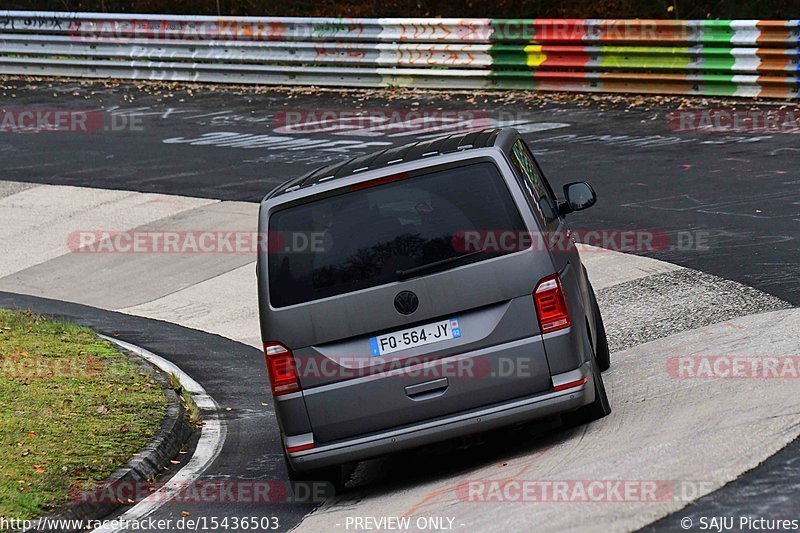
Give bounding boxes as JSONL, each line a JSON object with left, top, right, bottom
{"left": 287, "top": 361, "right": 593, "bottom": 471}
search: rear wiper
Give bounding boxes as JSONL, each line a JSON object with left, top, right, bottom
{"left": 396, "top": 250, "right": 488, "bottom": 280}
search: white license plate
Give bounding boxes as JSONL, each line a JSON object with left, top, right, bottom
{"left": 370, "top": 318, "right": 461, "bottom": 356}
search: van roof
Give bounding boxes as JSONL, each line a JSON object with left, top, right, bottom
{"left": 266, "top": 127, "right": 518, "bottom": 200}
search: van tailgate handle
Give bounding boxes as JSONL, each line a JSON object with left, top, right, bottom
{"left": 405, "top": 378, "right": 448, "bottom": 400}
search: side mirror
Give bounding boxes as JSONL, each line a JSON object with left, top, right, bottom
{"left": 559, "top": 182, "right": 596, "bottom": 216}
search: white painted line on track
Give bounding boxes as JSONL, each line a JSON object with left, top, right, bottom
{"left": 91, "top": 335, "right": 227, "bottom": 533}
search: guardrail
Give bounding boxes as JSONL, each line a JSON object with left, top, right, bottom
{"left": 1, "top": 11, "right": 798, "bottom": 98}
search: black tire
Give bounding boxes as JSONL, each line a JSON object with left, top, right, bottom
{"left": 563, "top": 358, "right": 611, "bottom": 426}
{"left": 590, "top": 286, "right": 611, "bottom": 372}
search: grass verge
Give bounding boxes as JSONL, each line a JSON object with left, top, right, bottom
{"left": 0, "top": 309, "right": 166, "bottom": 521}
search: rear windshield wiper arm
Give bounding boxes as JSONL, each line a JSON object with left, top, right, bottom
{"left": 396, "top": 250, "right": 488, "bottom": 280}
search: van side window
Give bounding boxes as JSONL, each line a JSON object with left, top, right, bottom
{"left": 509, "top": 140, "right": 558, "bottom": 224}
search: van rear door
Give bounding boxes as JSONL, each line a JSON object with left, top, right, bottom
{"left": 262, "top": 158, "right": 555, "bottom": 443}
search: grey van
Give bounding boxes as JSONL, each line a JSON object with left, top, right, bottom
{"left": 258, "top": 128, "right": 611, "bottom": 485}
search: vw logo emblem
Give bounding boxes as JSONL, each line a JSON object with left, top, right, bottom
{"left": 394, "top": 291, "right": 419, "bottom": 315}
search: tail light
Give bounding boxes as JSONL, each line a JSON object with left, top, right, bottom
{"left": 534, "top": 274, "right": 571, "bottom": 333}
{"left": 264, "top": 342, "right": 300, "bottom": 396}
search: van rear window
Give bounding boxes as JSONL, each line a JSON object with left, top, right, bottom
{"left": 267, "top": 162, "right": 526, "bottom": 308}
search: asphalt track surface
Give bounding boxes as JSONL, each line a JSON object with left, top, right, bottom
{"left": 1, "top": 80, "right": 800, "bottom": 531}
{"left": 1, "top": 80, "right": 799, "bottom": 306}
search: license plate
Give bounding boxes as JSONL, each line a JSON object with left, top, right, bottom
{"left": 370, "top": 318, "right": 461, "bottom": 356}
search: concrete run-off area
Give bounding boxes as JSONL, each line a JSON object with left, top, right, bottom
{"left": 0, "top": 181, "right": 797, "bottom": 531}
